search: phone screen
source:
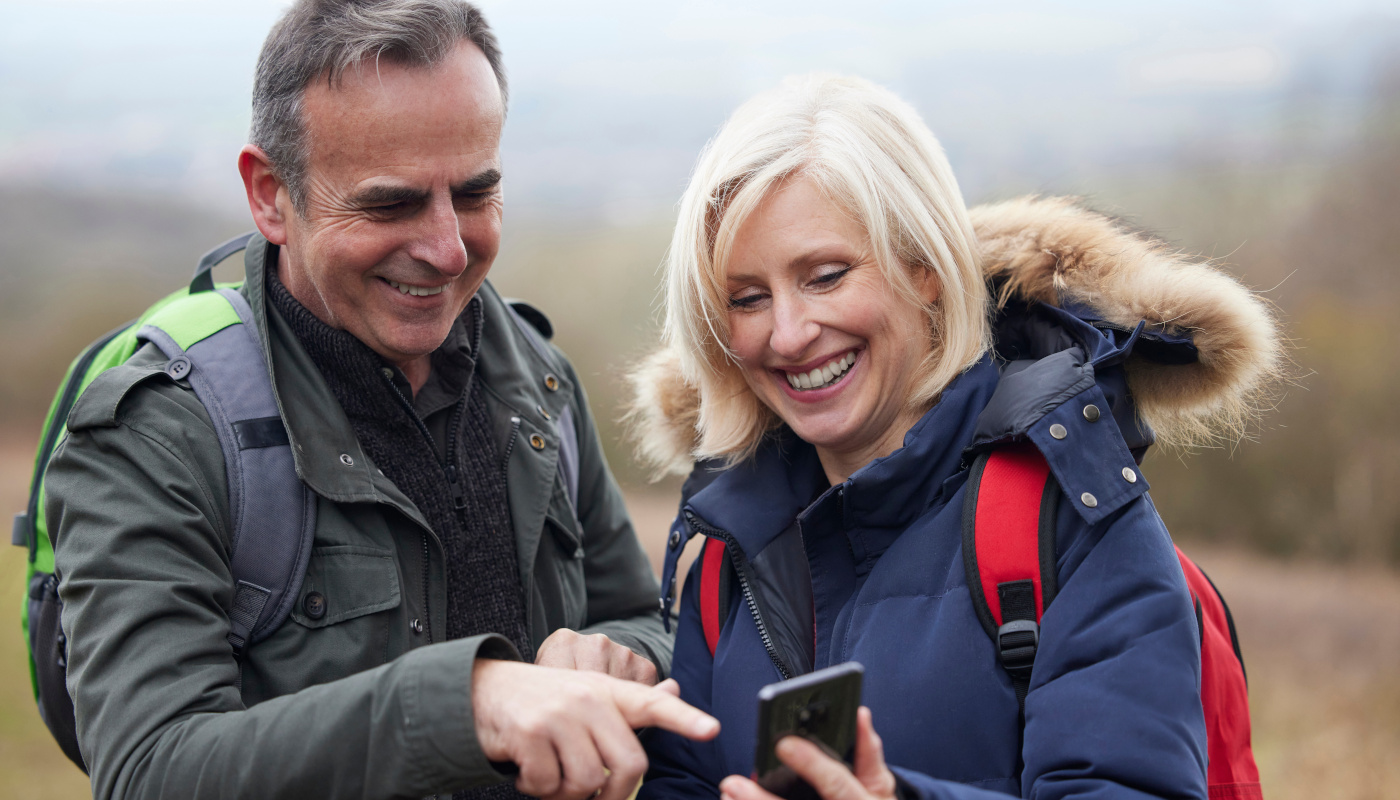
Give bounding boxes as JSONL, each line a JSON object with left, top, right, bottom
{"left": 753, "top": 662, "right": 864, "bottom": 800}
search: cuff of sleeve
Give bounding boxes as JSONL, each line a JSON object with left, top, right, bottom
{"left": 401, "top": 634, "right": 521, "bottom": 794}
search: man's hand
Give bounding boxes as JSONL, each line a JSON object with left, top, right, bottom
{"left": 472, "top": 659, "right": 719, "bottom": 800}
{"left": 534, "top": 629, "right": 659, "bottom": 684}
{"left": 718, "top": 707, "right": 898, "bottom": 800}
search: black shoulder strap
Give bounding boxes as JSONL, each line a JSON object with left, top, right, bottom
{"left": 961, "top": 445, "right": 1060, "bottom": 716}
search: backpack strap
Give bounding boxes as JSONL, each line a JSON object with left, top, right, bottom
{"left": 962, "top": 443, "right": 1060, "bottom": 713}
{"left": 137, "top": 286, "right": 316, "bottom": 656}
{"left": 189, "top": 232, "right": 256, "bottom": 294}
{"left": 699, "top": 537, "right": 734, "bottom": 656}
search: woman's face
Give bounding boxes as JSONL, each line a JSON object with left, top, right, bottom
{"left": 725, "top": 176, "right": 939, "bottom": 470}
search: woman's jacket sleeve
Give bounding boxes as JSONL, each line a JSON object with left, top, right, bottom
{"left": 639, "top": 525, "right": 730, "bottom": 799}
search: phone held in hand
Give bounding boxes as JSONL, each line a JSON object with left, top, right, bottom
{"left": 754, "top": 662, "right": 864, "bottom": 800}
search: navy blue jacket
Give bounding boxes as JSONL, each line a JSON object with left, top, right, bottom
{"left": 642, "top": 303, "right": 1209, "bottom": 799}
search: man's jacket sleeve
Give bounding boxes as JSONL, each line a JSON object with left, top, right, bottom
{"left": 558, "top": 357, "right": 673, "bottom": 679}
{"left": 47, "top": 375, "right": 519, "bottom": 800}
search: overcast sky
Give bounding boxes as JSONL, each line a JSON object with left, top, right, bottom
{"left": 2, "top": 0, "right": 1398, "bottom": 221}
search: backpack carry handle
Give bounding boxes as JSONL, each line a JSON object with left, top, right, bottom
{"left": 190, "top": 232, "right": 257, "bottom": 293}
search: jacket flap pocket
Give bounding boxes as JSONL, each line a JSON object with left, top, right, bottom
{"left": 290, "top": 545, "right": 401, "bottom": 628}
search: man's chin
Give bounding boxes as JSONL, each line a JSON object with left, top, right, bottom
{"left": 359, "top": 325, "right": 456, "bottom": 368}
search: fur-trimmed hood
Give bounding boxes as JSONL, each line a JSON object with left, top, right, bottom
{"left": 628, "top": 196, "right": 1283, "bottom": 476}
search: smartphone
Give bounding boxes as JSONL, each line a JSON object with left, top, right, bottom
{"left": 753, "top": 662, "right": 864, "bottom": 800}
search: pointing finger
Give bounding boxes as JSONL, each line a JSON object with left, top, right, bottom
{"left": 611, "top": 681, "right": 719, "bottom": 740}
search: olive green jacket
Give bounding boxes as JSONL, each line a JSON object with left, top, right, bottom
{"left": 46, "top": 235, "right": 670, "bottom": 799}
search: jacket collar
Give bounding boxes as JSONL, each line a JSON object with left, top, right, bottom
{"left": 685, "top": 356, "right": 1000, "bottom": 559}
{"left": 239, "top": 234, "right": 572, "bottom": 511}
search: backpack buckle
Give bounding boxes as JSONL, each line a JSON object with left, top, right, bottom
{"left": 996, "top": 619, "right": 1040, "bottom": 674}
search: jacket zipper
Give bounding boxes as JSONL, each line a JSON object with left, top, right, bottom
{"left": 500, "top": 416, "right": 521, "bottom": 476}
{"left": 684, "top": 511, "right": 793, "bottom": 681}
{"left": 381, "top": 371, "right": 452, "bottom": 644}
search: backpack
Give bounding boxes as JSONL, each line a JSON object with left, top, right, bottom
{"left": 12, "top": 233, "right": 316, "bottom": 772}
{"left": 693, "top": 442, "right": 1263, "bottom": 800}
{"left": 12, "top": 233, "right": 584, "bottom": 773}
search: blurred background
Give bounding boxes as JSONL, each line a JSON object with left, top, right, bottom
{"left": 2, "top": 0, "right": 1399, "bottom": 797}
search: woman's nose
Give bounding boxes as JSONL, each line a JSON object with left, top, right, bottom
{"left": 768, "top": 294, "right": 821, "bottom": 360}
{"left": 407, "top": 194, "right": 469, "bottom": 277}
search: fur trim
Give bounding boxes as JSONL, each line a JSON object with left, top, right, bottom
{"left": 627, "top": 196, "right": 1285, "bottom": 476}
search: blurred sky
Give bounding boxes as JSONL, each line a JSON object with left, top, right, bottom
{"left": 2, "top": 0, "right": 1399, "bottom": 223}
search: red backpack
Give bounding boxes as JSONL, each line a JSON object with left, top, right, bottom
{"left": 695, "top": 443, "right": 1262, "bottom": 799}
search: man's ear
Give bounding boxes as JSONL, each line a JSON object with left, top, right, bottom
{"left": 239, "top": 145, "right": 291, "bottom": 245}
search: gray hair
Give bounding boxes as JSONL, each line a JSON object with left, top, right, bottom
{"left": 251, "top": 0, "right": 507, "bottom": 212}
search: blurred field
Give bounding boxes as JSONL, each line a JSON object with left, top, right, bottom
{"left": 3, "top": 434, "right": 1397, "bottom": 799}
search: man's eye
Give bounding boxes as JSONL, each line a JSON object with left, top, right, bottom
{"left": 455, "top": 190, "right": 496, "bottom": 207}
{"left": 367, "top": 202, "right": 409, "bottom": 216}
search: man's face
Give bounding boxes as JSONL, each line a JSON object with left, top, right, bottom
{"left": 276, "top": 41, "right": 504, "bottom": 367}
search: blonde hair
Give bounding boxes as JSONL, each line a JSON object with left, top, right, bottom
{"left": 657, "top": 73, "right": 990, "bottom": 466}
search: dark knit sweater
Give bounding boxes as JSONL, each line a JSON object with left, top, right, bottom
{"left": 267, "top": 271, "right": 532, "bottom": 799}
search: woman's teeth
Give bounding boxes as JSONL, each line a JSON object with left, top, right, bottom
{"left": 386, "top": 279, "right": 446, "bottom": 297}
{"left": 785, "top": 351, "right": 856, "bottom": 390}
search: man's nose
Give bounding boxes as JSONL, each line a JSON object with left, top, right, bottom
{"left": 768, "top": 293, "right": 820, "bottom": 361}
{"left": 407, "top": 194, "right": 469, "bottom": 276}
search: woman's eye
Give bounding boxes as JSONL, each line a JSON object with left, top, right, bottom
{"left": 728, "top": 291, "right": 766, "bottom": 309}
{"left": 811, "top": 266, "right": 852, "bottom": 287}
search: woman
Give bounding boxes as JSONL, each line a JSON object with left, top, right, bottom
{"left": 629, "top": 74, "right": 1280, "bottom": 800}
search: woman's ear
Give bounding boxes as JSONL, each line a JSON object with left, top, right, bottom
{"left": 916, "top": 265, "right": 942, "bottom": 305}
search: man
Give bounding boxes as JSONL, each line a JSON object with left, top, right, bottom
{"left": 44, "top": 2, "right": 716, "bottom": 799}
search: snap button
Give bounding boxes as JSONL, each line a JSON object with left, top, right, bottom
{"left": 1049, "top": 423, "right": 1068, "bottom": 440}
{"left": 543, "top": 374, "right": 559, "bottom": 392}
{"left": 302, "top": 591, "right": 326, "bottom": 620}
{"left": 529, "top": 434, "right": 546, "bottom": 451}
{"left": 1083, "top": 404, "right": 1101, "bottom": 422}
{"left": 1122, "top": 467, "right": 1138, "bottom": 483}
{"left": 165, "top": 355, "right": 192, "bottom": 381}
{"left": 339, "top": 453, "right": 355, "bottom": 467}
{"left": 1080, "top": 492, "right": 1099, "bottom": 508}
{"left": 409, "top": 618, "right": 424, "bottom": 635}
{"left": 668, "top": 530, "right": 681, "bottom": 549}
{"left": 537, "top": 404, "right": 551, "bottom": 420}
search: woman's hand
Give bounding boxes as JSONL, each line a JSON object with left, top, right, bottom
{"left": 719, "top": 707, "right": 899, "bottom": 800}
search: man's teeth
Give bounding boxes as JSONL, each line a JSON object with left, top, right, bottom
{"left": 785, "top": 352, "right": 856, "bottom": 390}
{"left": 386, "top": 279, "right": 446, "bottom": 297}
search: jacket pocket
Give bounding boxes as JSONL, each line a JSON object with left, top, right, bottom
{"left": 543, "top": 513, "right": 587, "bottom": 630}
{"left": 241, "top": 545, "right": 402, "bottom": 702}
{"left": 289, "top": 545, "right": 401, "bottom": 628}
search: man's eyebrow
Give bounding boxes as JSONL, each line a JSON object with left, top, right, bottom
{"left": 351, "top": 184, "right": 429, "bottom": 207}
{"left": 451, "top": 168, "right": 502, "bottom": 195}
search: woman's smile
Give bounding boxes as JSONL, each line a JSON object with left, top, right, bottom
{"left": 773, "top": 348, "right": 861, "bottom": 400}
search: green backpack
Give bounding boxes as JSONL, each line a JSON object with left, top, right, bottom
{"left": 12, "top": 233, "right": 317, "bottom": 771}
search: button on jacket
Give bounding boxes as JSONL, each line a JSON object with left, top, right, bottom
{"left": 46, "top": 234, "right": 670, "bottom": 800}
